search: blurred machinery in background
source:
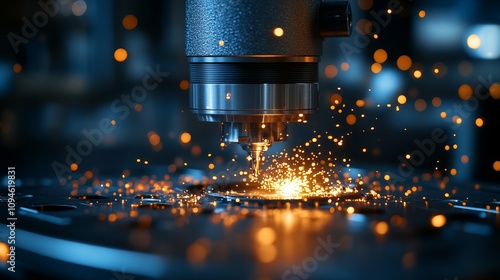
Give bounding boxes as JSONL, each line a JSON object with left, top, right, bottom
{"left": 1, "top": 2, "right": 500, "bottom": 278}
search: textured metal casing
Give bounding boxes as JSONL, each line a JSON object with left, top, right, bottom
{"left": 185, "top": 0, "right": 323, "bottom": 56}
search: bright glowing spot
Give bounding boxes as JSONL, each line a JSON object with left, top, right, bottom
{"left": 431, "top": 214, "right": 446, "bottom": 227}
{"left": 440, "top": 111, "right": 447, "bottom": 118}
{"left": 324, "top": 65, "right": 338, "bottom": 78}
{"left": 490, "top": 83, "right": 500, "bottom": 99}
{"left": 330, "top": 93, "right": 343, "bottom": 105}
{"left": 273, "top": 27, "right": 284, "bottom": 37}
{"left": 387, "top": 9, "right": 392, "bottom": 14}
{"left": 208, "top": 163, "right": 215, "bottom": 170}
{"left": 397, "top": 55, "right": 412, "bottom": 71}
{"left": 356, "top": 99, "right": 365, "bottom": 107}
{"left": 373, "top": 49, "right": 388, "bottom": 63}
{"left": 458, "top": 84, "right": 473, "bottom": 100}
{"left": 256, "top": 227, "right": 276, "bottom": 245}
{"left": 397, "top": 95, "right": 407, "bottom": 104}
{"left": 267, "top": 177, "right": 304, "bottom": 198}
{"left": 111, "top": 120, "right": 116, "bottom": 126}
{"left": 467, "top": 34, "right": 481, "bottom": 49}
{"left": 0, "top": 242, "right": 9, "bottom": 262}
{"left": 346, "top": 207, "right": 355, "bottom": 214}
{"left": 114, "top": 48, "right": 128, "bottom": 62}
{"left": 475, "top": 118, "right": 484, "bottom": 127}
{"left": 371, "top": 63, "right": 382, "bottom": 73}
{"left": 375, "top": 221, "right": 389, "bottom": 235}
{"left": 180, "top": 132, "right": 192, "bottom": 144}
{"left": 346, "top": 114, "right": 357, "bottom": 125}
{"left": 70, "top": 163, "right": 78, "bottom": 172}
{"left": 418, "top": 10, "right": 426, "bottom": 18}
{"left": 450, "top": 168, "right": 457, "bottom": 176}
{"left": 123, "top": 14, "right": 138, "bottom": 30}
{"left": 465, "top": 25, "right": 500, "bottom": 59}
{"left": 218, "top": 40, "right": 225, "bottom": 46}
{"left": 413, "top": 70, "right": 422, "bottom": 79}
{"left": 432, "top": 62, "right": 447, "bottom": 77}
{"left": 493, "top": 161, "right": 500, "bottom": 171}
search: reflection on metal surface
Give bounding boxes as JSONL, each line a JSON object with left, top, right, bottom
{"left": 204, "top": 182, "right": 373, "bottom": 206}
{"left": 32, "top": 204, "right": 77, "bottom": 211}
{"left": 1, "top": 175, "right": 500, "bottom": 279}
{"left": 15, "top": 229, "right": 167, "bottom": 278}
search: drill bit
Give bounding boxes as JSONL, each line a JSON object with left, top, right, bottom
{"left": 249, "top": 142, "right": 268, "bottom": 178}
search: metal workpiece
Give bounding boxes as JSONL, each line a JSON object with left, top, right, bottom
{"left": 185, "top": 0, "right": 352, "bottom": 176}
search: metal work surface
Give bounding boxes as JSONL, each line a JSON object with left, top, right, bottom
{"left": 1, "top": 171, "right": 499, "bottom": 280}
